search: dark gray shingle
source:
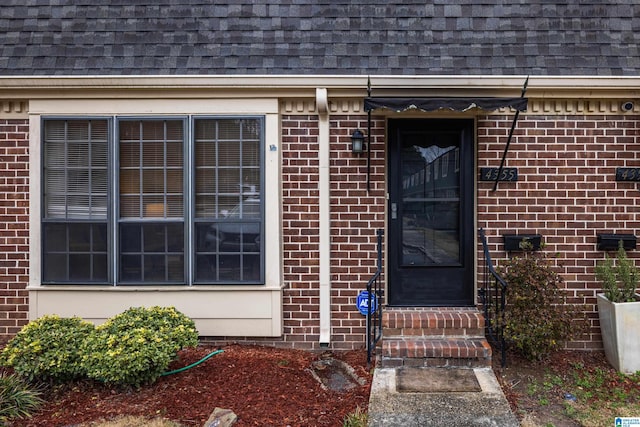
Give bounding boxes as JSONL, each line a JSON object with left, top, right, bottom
{"left": 1, "top": 0, "right": 639, "bottom": 76}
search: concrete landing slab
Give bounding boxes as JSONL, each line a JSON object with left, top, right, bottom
{"left": 397, "top": 367, "right": 482, "bottom": 393}
{"left": 368, "top": 367, "right": 519, "bottom": 427}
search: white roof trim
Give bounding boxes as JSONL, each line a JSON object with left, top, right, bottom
{"left": 1, "top": 75, "right": 639, "bottom": 98}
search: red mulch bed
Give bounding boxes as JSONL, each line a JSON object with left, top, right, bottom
{"left": 11, "top": 344, "right": 372, "bottom": 427}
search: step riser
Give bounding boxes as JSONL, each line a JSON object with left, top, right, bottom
{"left": 381, "top": 357, "right": 490, "bottom": 369}
{"left": 383, "top": 311, "right": 485, "bottom": 332}
{"left": 384, "top": 327, "right": 485, "bottom": 338}
{"left": 383, "top": 340, "right": 490, "bottom": 358}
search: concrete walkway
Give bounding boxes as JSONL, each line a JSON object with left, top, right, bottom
{"left": 367, "top": 367, "right": 519, "bottom": 427}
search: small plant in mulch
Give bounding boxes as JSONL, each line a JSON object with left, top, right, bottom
{"left": 0, "top": 372, "right": 44, "bottom": 424}
{"left": 499, "top": 243, "right": 586, "bottom": 360}
{"left": 342, "top": 406, "right": 368, "bottom": 427}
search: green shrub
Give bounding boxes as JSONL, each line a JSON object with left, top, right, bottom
{"left": 595, "top": 241, "right": 639, "bottom": 303}
{"left": 0, "top": 315, "right": 94, "bottom": 382}
{"left": 0, "top": 372, "right": 44, "bottom": 423}
{"left": 81, "top": 306, "right": 198, "bottom": 386}
{"left": 499, "top": 249, "right": 585, "bottom": 360}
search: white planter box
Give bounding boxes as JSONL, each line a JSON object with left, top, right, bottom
{"left": 597, "top": 293, "right": 640, "bottom": 374}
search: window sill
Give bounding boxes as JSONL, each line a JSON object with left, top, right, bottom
{"left": 27, "top": 283, "right": 284, "bottom": 292}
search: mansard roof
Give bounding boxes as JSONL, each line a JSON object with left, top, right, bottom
{"left": 2, "top": 1, "right": 639, "bottom": 76}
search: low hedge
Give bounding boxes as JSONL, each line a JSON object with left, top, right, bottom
{"left": 81, "top": 306, "right": 198, "bottom": 386}
{"left": 0, "top": 315, "right": 94, "bottom": 382}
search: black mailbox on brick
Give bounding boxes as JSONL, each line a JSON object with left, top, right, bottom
{"left": 503, "top": 234, "right": 542, "bottom": 252}
{"left": 597, "top": 234, "right": 637, "bottom": 251}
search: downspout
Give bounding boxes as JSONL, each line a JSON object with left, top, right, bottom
{"left": 317, "top": 88, "right": 331, "bottom": 346}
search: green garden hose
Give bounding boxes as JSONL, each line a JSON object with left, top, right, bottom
{"left": 160, "top": 349, "right": 224, "bottom": 376}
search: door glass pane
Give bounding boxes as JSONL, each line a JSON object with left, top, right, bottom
{"left": 401, "top": 133, "right": 460, "bottom": 265}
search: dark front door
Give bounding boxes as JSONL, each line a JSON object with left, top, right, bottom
{"left": 388, "top": 119, "right": 474, "bottom": 306}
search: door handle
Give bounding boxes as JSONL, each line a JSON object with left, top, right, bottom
{"left": 391, "top": 202, "right": 397, "bottom": 219}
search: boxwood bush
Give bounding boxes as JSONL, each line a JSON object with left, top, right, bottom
{"left": 81, "top": 306, "right": 198, "bottom": 386}
{"left": 0, "top": 315, "right": 94, "bottom": 382}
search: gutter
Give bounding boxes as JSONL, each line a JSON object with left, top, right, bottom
{"left": 316, "top": 87, "right": 331, "bottom": 346}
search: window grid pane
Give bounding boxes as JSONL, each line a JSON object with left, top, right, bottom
{"left": 42, "top": 223, "right": 109, "bottom": 283}
{"left": 119, "top": 223, "right": 184, "bottom": 283}
{"left": 194, "top": 118, "right": 262, "bottom": 283}
{"left": 43, "top": 120, "right": 109, "bottom": 220}
{"left": 119, "top": 120, "right": 184, "bottom": 219}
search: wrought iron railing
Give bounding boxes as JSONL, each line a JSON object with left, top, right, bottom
{"left": 366, "top": 229, "right": 384, "bottom": 365}
{"left": 478, "top": 228, "right": 508, "bottom": 367}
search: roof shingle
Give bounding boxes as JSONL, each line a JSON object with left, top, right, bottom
{"left": 1, "top": 1, "right": 639, "bottom": 76}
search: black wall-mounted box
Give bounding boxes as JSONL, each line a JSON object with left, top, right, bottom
{"left": 503, "top": 234, "right": 542, "bottom": 251}
{"left": 597, "top": 234, "right": 637, "bottom": 251}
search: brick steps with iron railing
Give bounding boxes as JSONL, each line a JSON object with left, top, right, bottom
{"left": 380, "top": 308, "right": 492, "bottom": 368}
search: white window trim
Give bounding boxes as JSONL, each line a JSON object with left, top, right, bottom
{"left": 28, "top": 99, "right": 283, "bottom": 290}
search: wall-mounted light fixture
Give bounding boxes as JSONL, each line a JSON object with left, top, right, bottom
{"left": 351, "top": 129, "right": 366, "bottom": 154}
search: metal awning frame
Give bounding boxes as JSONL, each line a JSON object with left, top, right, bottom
{"left": 363, "top": 76, "right": 529, "bottom": 193}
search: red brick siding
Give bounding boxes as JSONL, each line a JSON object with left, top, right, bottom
{"left": 329, "top": 115, "right": 385, "bottom": 349}
{"left": 281, "top": 115, "right": 321, "bottom": 349}
{"left": 0, "top": 119, "right": 29, "bottom": 342}
{"left": 478, "top": 113, "right": 640, "bottom": 350}
{"left": 280, "top": 114, "right": 385, "bottom": 350}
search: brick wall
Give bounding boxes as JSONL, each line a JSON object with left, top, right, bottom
{"left": 328, "top": 115, "right": 385, "bottom": 349}
{"left": 280, "top": 114, "right": 385, "bottom": 350}
{"left": 0, "top": 119, "right": 30, "bottom": 342}
{"left": 281, "top": 114, "right": 321, "bottom": 349}
{"left": 478, "top": 113, "right": 640, "bottom": 350}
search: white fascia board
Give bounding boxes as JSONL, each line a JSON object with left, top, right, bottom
{"left": 1, "top": 74, "right": 640, "bottom": 89}
{"left": 2, "top": 75, "right": 640, "bottom": 100}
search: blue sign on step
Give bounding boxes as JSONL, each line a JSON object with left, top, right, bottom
{"left": 356, "top": 290, "right": 377, "bottom": 316}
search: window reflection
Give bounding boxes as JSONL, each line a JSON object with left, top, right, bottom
{"left": 401, "top": 136, "right": 461, "bottom": 266}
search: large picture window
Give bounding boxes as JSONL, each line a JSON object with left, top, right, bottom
{"left": 42, "top": 117, "right": 264, "bottom": 285}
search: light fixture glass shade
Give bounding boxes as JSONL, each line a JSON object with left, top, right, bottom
{"left": 351, "top": 129, "right": 365, "bottom": 154}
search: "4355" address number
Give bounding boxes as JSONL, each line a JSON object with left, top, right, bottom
{"left": 479, "top": 167, "right": 518, "bottom": 182}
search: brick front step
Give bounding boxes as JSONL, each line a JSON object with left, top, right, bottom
{"left": 379, "top": 308, "right": 491, "bottom": 368}
{"left": 382, "top": 307, "right": 485, "bottom": 338}
{"left": 381, "top": 337, "right": 492, "bottom": 368}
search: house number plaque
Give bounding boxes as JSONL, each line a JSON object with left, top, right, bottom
{"left": 479, "top": 167, "right": 518, "bottom": 182}
{"left": 616, "top": 168, "right": 640, "bottom": 182}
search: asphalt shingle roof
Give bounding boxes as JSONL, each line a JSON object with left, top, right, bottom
{"left": 1, "top": 1, "right": 639, "bottom": 76}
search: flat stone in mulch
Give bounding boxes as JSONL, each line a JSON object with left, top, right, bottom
{"left": 203, "top": 407, "right": 237, "bottom": 427}
{"left": 310, "top": 357, "right": 367, "bottom": 392}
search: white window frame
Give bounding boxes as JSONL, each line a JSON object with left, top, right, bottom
{"left": 29, "top": 99, "right": 281, "bottom": 290}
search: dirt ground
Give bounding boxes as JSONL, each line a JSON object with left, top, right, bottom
{"left": 10, "top": 344, "right": 372, "bottom": 427}
{"left": 493, "top": 349, "right": 613, "bottom": 427}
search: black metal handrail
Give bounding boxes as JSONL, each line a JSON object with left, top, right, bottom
{"left": 478, "top": 227, "right": 508, "bottom": 367}
{"left": 366, "top": 229, "right": 384, "bottom": 365}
